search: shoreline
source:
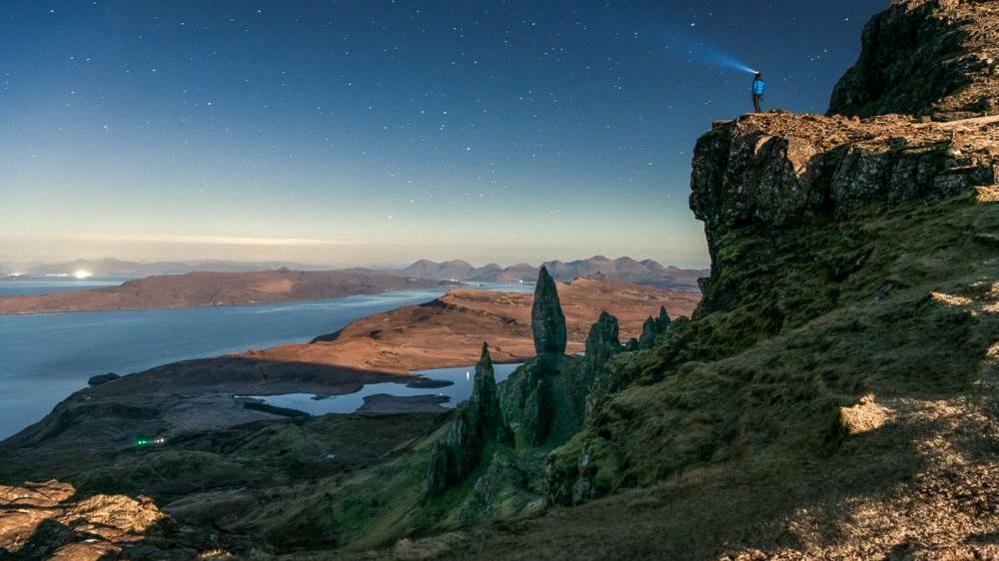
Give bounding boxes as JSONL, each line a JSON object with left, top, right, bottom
{"left": 1, "top": 279, "right": 696, "bottom": 447}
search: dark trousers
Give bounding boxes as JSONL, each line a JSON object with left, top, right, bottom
{"left": 753, "top": 94, "right": 763, "bottom": 113}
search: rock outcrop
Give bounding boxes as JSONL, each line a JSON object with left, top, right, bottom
{"left": 426, "top": 344, "right": 513, "bottom": 495}
{"left": 690, "top": 111, "right": 998, "bottom": 306}
{"left": 0, "top": 480, "right": 165, "bottom": 561}
{"left": 583, "top": 312, "right": 622, "bottom": 368}
{"left": 637, "top": 305, "right": 671, "bottom": 349}
{"left": 829, "top": 0, "right": 999, "bottom": 120}
{"left": 531, "top": 267, "right": 567, "bottom": 355}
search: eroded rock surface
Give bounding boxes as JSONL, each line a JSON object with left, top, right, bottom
{"left": 426, "top": 345, "right": 513, "bottom": 495}
{"left": 531, "top": 267, "right": 568, "bottom": 355}
{"left": 690, "top": 111, "right": 999, "bottom": 291}
{"left": 0, "top": 480, "right": 165, "bottom": 561}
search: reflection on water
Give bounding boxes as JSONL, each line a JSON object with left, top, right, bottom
{"left": 0, "top": 278, "right": 128, "bottom": 296}
{"left": 245, "top": 363, "right": 524, "bottom": 415}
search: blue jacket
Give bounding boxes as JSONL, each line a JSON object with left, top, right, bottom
{"left": 753, "top": 79, "right": 766, "bottom": 95}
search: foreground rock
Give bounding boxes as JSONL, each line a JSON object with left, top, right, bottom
{"left": 426, "top": 344, "right": 513, "bottom": 495}
{"left": 0, "top": 480, "right": 165, "bottom": 561}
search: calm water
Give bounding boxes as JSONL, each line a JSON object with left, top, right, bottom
{"left": 246, "top": 363, "right": 524, "bottom": 415}
{"left": 0, "top": 278, "right": 127, "bottom": 296}
{"left": 0, "top": 289, "right": 447, "bottom": 439}
{"left": 0, "top": 283, "right": 535, "bottom": 441}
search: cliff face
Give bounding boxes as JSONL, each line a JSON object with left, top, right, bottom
{"left": 829, "top": 0, "right": 999, "bottom": 119}
{"left": 527, "top": 3, "right": 999, "bottom": 560}
{"left": 691, "top": 111, "right": 998, "bottom": 311}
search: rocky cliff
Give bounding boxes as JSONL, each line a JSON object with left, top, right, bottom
{"left": 690, "top": 111, "right": 998, "bottom": 311}
{"left": 829, "top": 0, "right": 999, "bottom": 119}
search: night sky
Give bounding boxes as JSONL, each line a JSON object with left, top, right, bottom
{"left": 1, "top": 0, "right": 886, "bottom": 268}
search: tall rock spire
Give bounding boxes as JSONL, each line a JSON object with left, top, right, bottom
{"left": 467, "top": 343, "right": 514, "bottom": 445}
{"left": 531, "top": 266, "right": 567, "bottom": 355}
{"left": 425, "top": 343, "right": 512, "bottom": 495}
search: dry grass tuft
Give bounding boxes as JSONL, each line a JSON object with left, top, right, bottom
{"left": 839, "top": 394, "right": 892, "bottom": 435}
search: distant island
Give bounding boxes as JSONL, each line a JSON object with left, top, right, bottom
{"left": 0, "top": 270, "right": 443, "bottom": 315}
{"left": 0, "top": 255, "right": 706, "bottom": 315}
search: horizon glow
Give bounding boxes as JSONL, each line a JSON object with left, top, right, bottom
{"left": 0, "top": 1, "right": 885, "bottom": 268}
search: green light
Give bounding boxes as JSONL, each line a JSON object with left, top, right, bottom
{"left": 136, "top": 439, "right": 150, "bottom": 446}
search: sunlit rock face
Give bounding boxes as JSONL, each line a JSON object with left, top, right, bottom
{"left": 689, "top": 111, "right": 998, "bottom": 305}
{"left": 531, "top": 267, "right": 567, "bottom": 355}
{"left": 0, "top": 480, "right": 165, "bottom": 561}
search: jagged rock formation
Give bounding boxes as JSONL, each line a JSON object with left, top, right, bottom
{"left": 829, "top": 0, "right": 999, "bottom": 120}
{"left": 502, "top": 278, "right": 606, "bottom": 448}
{"left": 691, "top": 111, "right": 998, "bottom": 308}
{"left": 426, "top": 344, "right": 513, "bottom": 495}
{"left": 531, "top": 267, "right": 567, "bottom": 355}
{"left": 583, "top": 312, "right": 622, "bottom": 368}
{"left": 637, "top": 305, "right": 671, "bottom": 349}
{"left": 0, "top": 480, "right": 165, "bottom": 561}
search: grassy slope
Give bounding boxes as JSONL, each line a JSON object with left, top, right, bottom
{"left": 88, "top": 188, "right": 994, "bottom": 560}
{"left": 386, "top": 188, "right": 999, "bottom": 560}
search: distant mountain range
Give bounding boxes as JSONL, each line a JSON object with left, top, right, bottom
{"left": 397, "top": 256, "right": 707, "bottom": 292}
{"left": 3, "top": 255, "right": 707, "bottom": 292}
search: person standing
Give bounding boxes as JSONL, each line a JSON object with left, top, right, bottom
{"left": 752, "top": 72, "right": 765, "bottom": 113}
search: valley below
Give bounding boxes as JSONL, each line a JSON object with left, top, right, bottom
{"left": 0, "top": 279, "right": 698, "bottom": 536}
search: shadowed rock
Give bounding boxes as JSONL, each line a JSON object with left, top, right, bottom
{"left": 531, "top": 267, "right": 567, "bottom": 355}
{"left": 87, "top": 373, "right": 120, "bottom": 387}
{"left": 584, "top": 312, "right": 622, "bottom": 368}
{"left": 829, "top": 0, "right": 999, "bottom": 120}
{"left": 637, "top": 306, "right": 671, "bottom": 350}
{"left": 426, "top": 344, "right": 513, "bottom": 495}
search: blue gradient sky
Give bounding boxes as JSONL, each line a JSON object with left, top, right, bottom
{"left": 0, "top": 0, "right": 886, "bottom": 268}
